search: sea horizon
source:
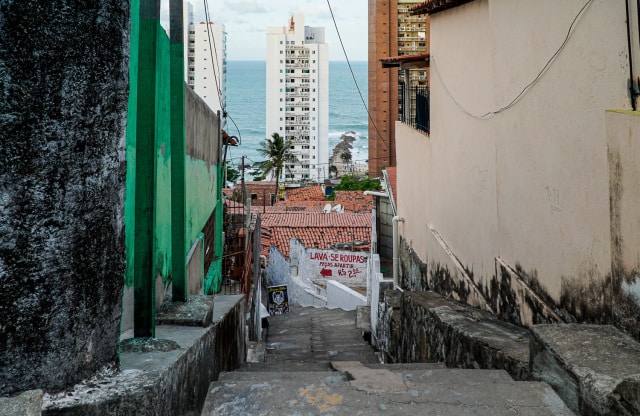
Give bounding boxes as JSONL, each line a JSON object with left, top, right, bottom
{"left": 224, "top": 60, "right": 369, "bottom": 172}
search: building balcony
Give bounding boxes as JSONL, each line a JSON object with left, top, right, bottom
{"left": 399, "top": 83, "right": 429, "bottom": 135}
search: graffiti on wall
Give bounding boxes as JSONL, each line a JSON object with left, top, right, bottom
{"left": 308, "top": 250, "right": 367, "bottom": 281}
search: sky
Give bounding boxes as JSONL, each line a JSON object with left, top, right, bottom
{"left": 162, "top": 0, "right": 368, "bottom": 61}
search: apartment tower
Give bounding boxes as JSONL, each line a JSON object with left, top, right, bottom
{"left": 368, "top": 0, "right": 429, "bottom": 177}
{"left": 266, "top": 13, "right": 329, "bottom": 183}
{"left": 184, "top": 2, "right": 227, "bottom": 118}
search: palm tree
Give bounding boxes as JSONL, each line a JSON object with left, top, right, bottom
{"left": 258, "top": 133, "right": 299, "bottom": 200}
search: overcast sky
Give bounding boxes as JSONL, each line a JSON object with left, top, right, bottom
{"left": 162, "top": 0, "right": 368, "bottom": 61}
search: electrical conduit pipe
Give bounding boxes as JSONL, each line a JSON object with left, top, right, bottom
{"left": 392, "top": 216, "right": 404, "bottom": 289}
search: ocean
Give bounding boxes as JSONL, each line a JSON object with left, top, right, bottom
{"left": 224, "top": 60, "right": 369, "bottom": 169}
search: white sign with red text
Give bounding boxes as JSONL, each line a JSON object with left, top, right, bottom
{"left": 307, "top": 249, "right": 367, "bottom": 282}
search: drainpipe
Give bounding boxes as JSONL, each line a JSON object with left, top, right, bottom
{"left": 626, "top": 0, "right": 638, "bottom": 110}
{"left": 363, "top": 190, "right": 388, "bottom": 198}
{"left": 392, "top": 216, "right": 404, "bottom": 289}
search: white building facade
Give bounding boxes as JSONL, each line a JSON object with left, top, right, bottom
{"left": 266, "top": 14, "right": 329, "bottom": 182}
{"left": 184, "top": 2, "right": 226, "bottom": 118}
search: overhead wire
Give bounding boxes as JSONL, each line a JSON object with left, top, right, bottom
{"left": 325, "top": 0, "right": 390, "bottom": 152}
{"left": 432, "top": 0, "right": 594, "bottom": 120}
{"left": 202, "top": 0, "right": 225, "bottom": 113}
{"left": 200, "top": 0, "right": 243, "bottom": 142}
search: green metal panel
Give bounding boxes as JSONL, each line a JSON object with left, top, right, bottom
{"left": 124, "top": 1, "right": 224, "bottom": 337}
{"left": 170, "top": 34, "right": 187, "bottom": 301}
{"left": 132, "top": 0, "right": 160, "bottom": 338}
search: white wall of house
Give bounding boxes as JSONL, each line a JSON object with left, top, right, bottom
{"left": 396, "top": 0, "right": 636, "bottom": 327}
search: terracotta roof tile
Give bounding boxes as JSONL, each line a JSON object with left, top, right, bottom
{"left": 285, "top": 185, "right": 326, "bottom": 202}
{"left": 260, "top": 212, "right": 372, "bottom": 260}
{"left": 333, "top": 191, "right": 373, "bottom": 213}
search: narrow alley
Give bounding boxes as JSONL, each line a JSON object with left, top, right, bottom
{"left": 201, "top": 306, "right": 574, "bottom": 415}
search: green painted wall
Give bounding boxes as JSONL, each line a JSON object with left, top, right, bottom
{"left": 125, "top": 4, "right": 222, "bottom": 296}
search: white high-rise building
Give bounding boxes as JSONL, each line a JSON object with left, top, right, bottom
{"left": 266, "top": 13, "right": 329, "bottom": 183}
{"left": 184, "top": 2, "right": 226, "bottom": 118}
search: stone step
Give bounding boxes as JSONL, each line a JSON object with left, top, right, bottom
{"left": 218, "top": 371, "right": 349, "bottom": 384}
{"left": 531, "top": 324, "right": 640, "bottom": 416}
{"left": 202, "top": 367, "right": 575, "bottom": 415}
{"left": 390, "top": 291, "right": 532, "bottom": 380}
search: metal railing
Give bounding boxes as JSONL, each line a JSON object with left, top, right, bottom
{"left": 399, "top": 83, "right": 430, "bottom": 134}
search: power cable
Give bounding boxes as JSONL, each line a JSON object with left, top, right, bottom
{"left": 202, "top": 0, "right": 225, "bottom": 113}
{"left": 325, "top": 0, "right": 389, "bottom": 151}
{"left": 432, "top": 0, "right": 594, "bottom": 120}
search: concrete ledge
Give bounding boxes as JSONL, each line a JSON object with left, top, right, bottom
{"left": 42, "top": 295, "right": 245, "bottom": 416}
{"left": 0, "top": 390, "right": 43, "bottom": 416}
{"left": 156, "top": 294, "right": 214, "bottom": 327}
{"left": 399, "top": 291, "right": 532, "bottom": 380}
{"left": 531, "top": 324, "right": 640, "bottom": 416}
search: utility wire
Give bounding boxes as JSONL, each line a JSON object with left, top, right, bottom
{"left": 325, "top": 0, "right": 389, "bottom": 151}
{"left": 200, "top": 0, "right": 243, "bottom": 142}
{"left": 432, "top": 0, "right": 593, "bottom": 120}
{"left": 202, "top": 0, "right": 225, "bottom": 113}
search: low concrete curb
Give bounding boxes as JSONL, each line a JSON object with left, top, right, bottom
{"left": 42, "top": 295, "right": 245, "bottom": 416}
{"left": 531, "top": 324, "right": 640, "bottom": 416}
{"left": 397, "top": 291, "right": 532, "bottom": 380}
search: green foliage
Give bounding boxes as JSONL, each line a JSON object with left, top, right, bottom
{"left": 335, "top": 175, "right": 380, "bottom": 191}
{"left": 340, "top": 152, "right": 352, "bottom": 164}
{"left": 258, "top": 132, "right": 299, "bottom": 196}
{"left": 224, "top": 163, "right": 240, "bottom": 183}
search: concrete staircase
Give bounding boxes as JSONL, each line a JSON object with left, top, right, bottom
{"left": 201, "top": 306, "right": 575, "bottom": 415}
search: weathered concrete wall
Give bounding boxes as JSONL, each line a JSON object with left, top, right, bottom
{"left": 43, "top": 295, "right": 246, "bottom": 415}
{"left": 265, "top": 246, "right": 290, "bottom": 288}
{"left": 606, "top": 110, "right": 640, "bottom": 339}
{"left": 398, "top": 291, "right": 531, "bottom": 380}
{"left": 0, "top": 1, "right": 128, "bottom": 395}
{"left": 395, "top": 1, "right": 640, "bottom": 336}
{"left": 187, "top": 236, "right": 204, "bottom": 295}
{"left": 121, "top": 27, "right": 223, "bottom": 334}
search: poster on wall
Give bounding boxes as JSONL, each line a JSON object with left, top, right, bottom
{"left": 267, "top": 285, "right": 289, "bottom": 315}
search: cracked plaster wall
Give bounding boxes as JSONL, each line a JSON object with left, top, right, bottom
{"left": 0, "top": 1, "right": 129, "bottom": 395}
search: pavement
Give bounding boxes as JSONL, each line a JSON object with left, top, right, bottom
{"left": 202, "top": 305, "right": 575, "bottom": 415}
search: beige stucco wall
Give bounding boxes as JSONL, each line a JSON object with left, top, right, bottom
{"left": 396, "top": 0, "right": 634, "bottom": 327}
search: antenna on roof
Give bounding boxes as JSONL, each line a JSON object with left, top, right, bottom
{"left": 323, "top": 203, "right": 331, "bottom": 214}
{"left": 332, "top": 204, "right": 343, "bottom": 213}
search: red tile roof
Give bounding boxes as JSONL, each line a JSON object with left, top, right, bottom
{"left": 410, "top": 0, "right": 475, "bottom": 15}
{"left": 261, "top": 212, "right": 372, "bottom": 260}
{"left": 261, "top": 212, "right": 371, "bottom": 228}
{"left": 285, "top": 185, "right": 326, "bottom": 202}
{"left": 333, "top": 191, "right": 373, "bottom": 213}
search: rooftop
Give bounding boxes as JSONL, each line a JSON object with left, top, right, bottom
{"left": 410, "top": 0, "right": 475, "bottom": 15}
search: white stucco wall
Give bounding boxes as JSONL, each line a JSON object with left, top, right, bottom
{"left": 396, "top": 0, "right": 631, "bottom": 316}
{"left": 326, "top": 280, "right": 367, "bottom": 311}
